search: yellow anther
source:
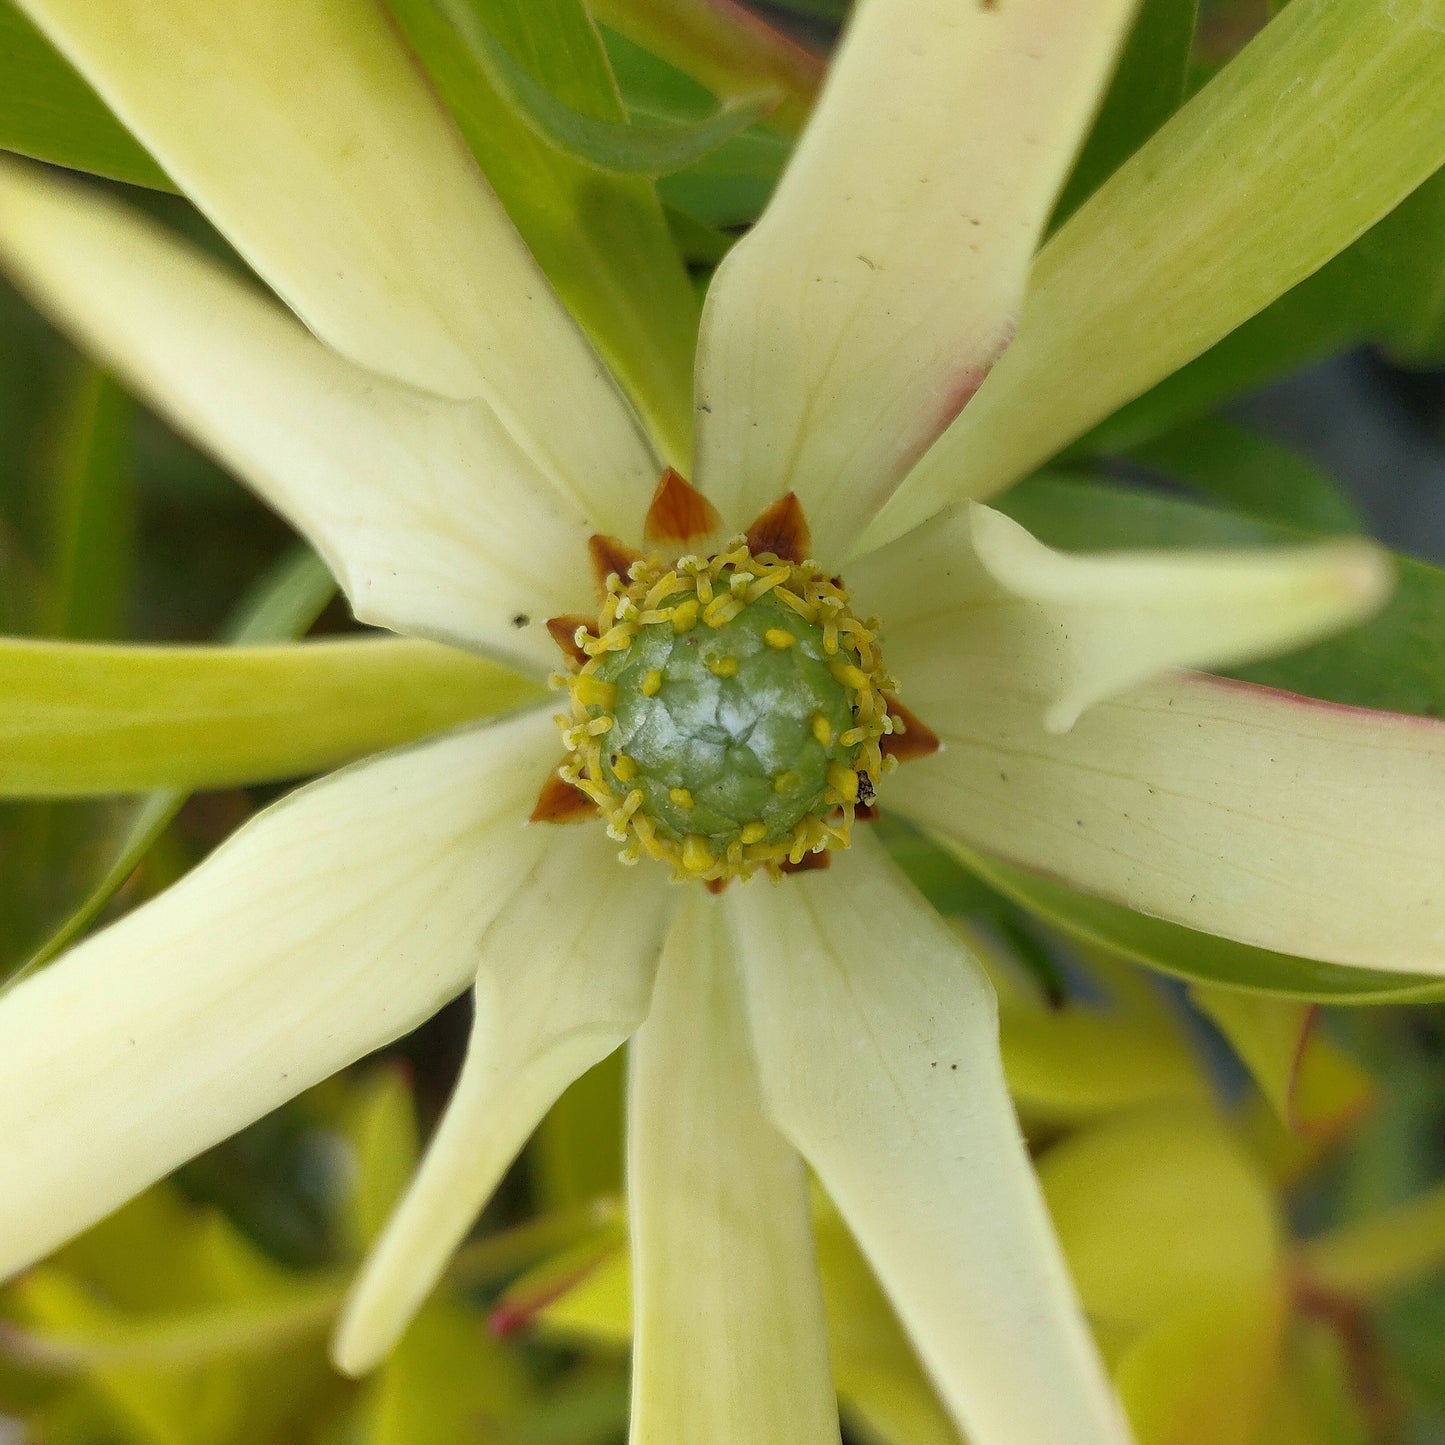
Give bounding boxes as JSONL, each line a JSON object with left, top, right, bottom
{"left": 573, "top": 674, "right": 617, "bottom": 709}
{"left": 811, "top": 714, "right": 834, "bottom": 747}
{"left": 827, "top": 762, "right": 860, "bottom": 802}
{"left": 764, "top": 628, "right": 796, "bottom": 650}
{"left": 671, "top": 597, "right": 700, "bottom": 633}
{"left": 740, "top": 821, "right": 768, "bottom": 845}
{"left": 612, "top": 753, "right": 638, "bottom": 783}
{"left": 708, "top": 655, "right": 739, "bottom": 678}
{"left": 773, "top": 770, "right": 801, "bottom": 794}
{"left": 640, "top": 669, "right": 663, "bottom": 697}
{"left": 829, "top": 660, "right": 871, "bottom": 692}
{"left": 702, "top": 594, "right": 743, "bottom": 628}
{"left": 682, "top": 835, "right": 714, "bottom": 874}
{"left": 669, "top": 787, "right": 695, "bottom": 810}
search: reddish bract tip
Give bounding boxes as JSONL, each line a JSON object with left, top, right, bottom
{"left": 780, "top": 849, "right": 832, "bottom": 874}
{"left": 880, "top": 694, "right": 941, "bottom": 763}
{"left": 704, "top": 876, "right": 730, "bottom": 895}
{"left": 545, "top": 613, "right": 596, "bottom": 667}
{"left": 588, "top": 534, "right": 643, "bottom": 599}
{"left": 745, "top": 492, "right": 811, "bottom": 563}
{"left": 643, "top": 467, "right": 722, "bottom": 545}
{"left": 529, "top": 774, "right": 596, "bottom": 824}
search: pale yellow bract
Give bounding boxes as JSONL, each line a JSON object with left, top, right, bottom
{"left": 0, "top": 2, "right": 1441, "bottom": 1444}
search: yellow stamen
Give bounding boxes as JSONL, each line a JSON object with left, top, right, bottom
{"left": 612, "top": 753, "right": 638, "bottom": 783}
{"left": 827, "top": 763, "right": 860, "bottom": 802}
{"left": 682, "top": 835, "right": 714, "bottom": 874}
{"left": 764, "top": 627, "right": 796, "bottom": 650}
{"left": 773, "top": 770, "right": 801, "bottom": 794}
{"left": 708, "top": 655, "right": 739, "bottom": 678}
{"left": 671, "top": 597, "right": 700, "bottom": 633}
{"left": 811, "top": 714, "right": 834, "bottom": 747}
{"left": 573, "top": 674, "right": 617, "bottom": 709}
{"left": 740, "top": 821, "right": 768, "bottom": 845}
{"left": 829, "top": 660, "right": 871, "bottom": 691}
{"left": 640, "top": 669, "right": 663, "bottom": 697}
{"left": 669, "top": 787, "right": 695, "bottom": 810}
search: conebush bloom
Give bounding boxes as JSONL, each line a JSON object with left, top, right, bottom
{"left": 0, "top": 2, "right": 1442, "bottom": 1444}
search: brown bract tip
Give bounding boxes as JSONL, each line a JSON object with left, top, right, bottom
{"left": 780, "top": 849, "right": 831, "bottom": 874}
{"left": 588, "top": 534, "right": 643, "bottom": 599}
{"left": 643, "top": 467, "right": 722, "bottom": 545}
{"left": 704, "top": 876, "right": 730, "bottom": 895}
{"left": 545, "top": 613, "right": 596, "bottom": 667}
{"left": 880, "top": 694, "right": 941, "bottom": 763}
{"left": 529, "top": 773, "right": 596, "bottom": 824}
{"left": 745, "top": 491, "right": 811, "bottom": 563}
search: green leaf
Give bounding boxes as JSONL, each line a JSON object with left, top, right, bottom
{"left": 872, "top": 0, "right": 1445, "bottom": 540}
{"left": 43, "top": 364, "right": 135, "bottom": 640}
{"left": 384, "top": 0, "right": 699, "bottom": 463}
{"left": 0, "top": 633, "right": 538, "bottom": 798}
{"left": 1051, "top": 0, "right": 1199, "bottom": 226}
{"left": 949, "top": 839, "right": 1445, "bottom": 1006}
{"left": 1002, "top": 473, "right": 1445, "bottom": 718}
{"left": 8, "top": 550, "right": 330, "bottom": 985}
{"left": 440, "top": 0, "right": 777, "bottom": 174}
{"left": 1126, "top": 416, "right": 1362, "bottom": 535}
{"left": 0, "top": 0, "right": 171, "bottom": 189}
{"left": 590, "top": 0, "right": 822, "bottom": 137}
{"left": 605, "top": 26, "right": 792, "bottom": 230}
{"left": 1083, "top": 164, "right": 1445, "bottom": 452}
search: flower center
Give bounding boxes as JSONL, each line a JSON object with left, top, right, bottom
{"left": 557, "top": 539, "right": 895, "bottom": 884}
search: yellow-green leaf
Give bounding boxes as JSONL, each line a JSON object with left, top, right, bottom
{"left": 0, "top": 636, "right": 540, "bottom": 796}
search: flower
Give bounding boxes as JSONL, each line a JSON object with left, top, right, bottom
{"left": 0, "top": 2, "right": 1441, "bottom": 1444}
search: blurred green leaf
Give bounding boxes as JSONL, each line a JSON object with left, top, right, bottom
{"left": 1003, "top": 474, "right": 1445, "bottom": 718}
{"left": 385, "top": 0, "right": 698, "bottom": 463}
{"left": 0, "top": 0, "right": 171, "bottom": 190}
{"left": 950, "top": 839, "right": 1445, "bottom": 1006}
{"left": 439, "top": 0, "right": 777, "bottom": 174}
{"left": 43, "top": 364, "right": 135, "bottom": 640}
{"left": 1127, "top": 415, "right": 1362, "bottom": 535}
{"left": 605, "top": 27, "right": 791, "bottom": 229}
{"left": 591, "top": 0, "right": 822, "bottom": 136}
{"left": 1052, "top": 0, "right": 1199, "bottom": 226}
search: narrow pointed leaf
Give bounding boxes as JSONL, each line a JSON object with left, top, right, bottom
{"left": 0, "top": 710, "right": 563, "bottom": 1284}
{"left": 10, "top": 547, "right": 335, "bottom": 985}
{"left": 14, "top": 0, "right": 660, "bottom": 518}
{"left": 628, "top": 893, "right": 837, "bottom": 1445}
{"left": 999, "top": 474, "right": 1445, "bottom": 721}
{"left": 854, "top": 501, "right": 1389, "bottom": 735}
{"left": 730, "top": 834, "right": 1130, "bottom": 1445}
{"left": 333, "top": 829, "right": 670, "bottom": 1375}
{"left": 870, "top": 0, "right": 1445, "bottom": 549}
{"left": 385, "top": 0, "right": 700, "bottom": 465}
{"left": 0, "top": 636, "right": 540, "bottom": 796}
{"left": 694, "top": 0, "right": 1136, "bottom": 555}
{"left": 0, "top": 161, "right": 599, "bottom": 666}
{"left": 0, "top": 0, "right": 168, "bottom": 188}
{"left": 44, "top": 364, "right": 134, "bottom": 640}
{"left": 885, "top": 667, "right": 1445, "bottom": 976}
{"left": 950, "top": 839, "right": 1445, "bottom": 1004}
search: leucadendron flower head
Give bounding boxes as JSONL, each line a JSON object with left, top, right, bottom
{"left": 0, "top": 1, "right": 1442, "bottom": 1444}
